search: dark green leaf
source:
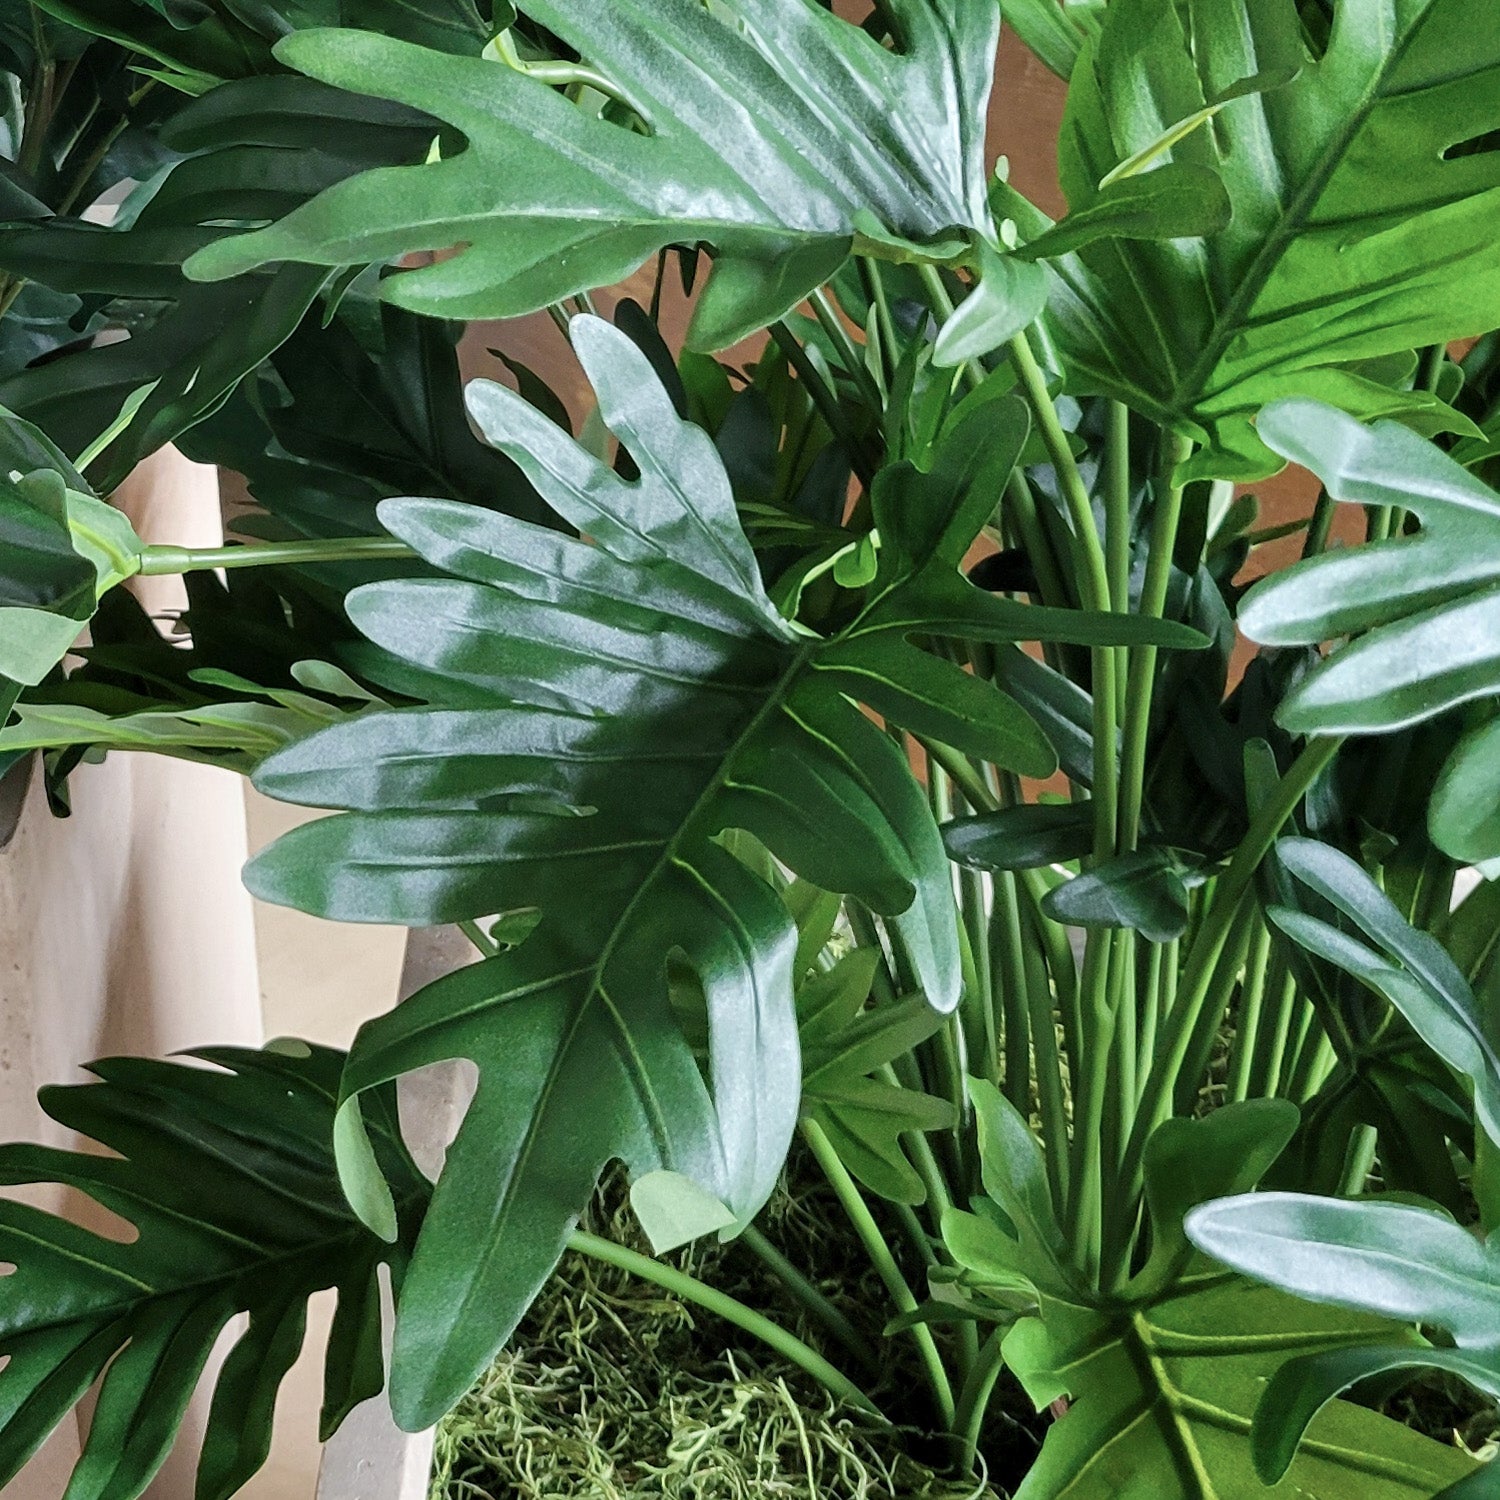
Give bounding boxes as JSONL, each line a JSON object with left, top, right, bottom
{"left": 247, "top": 316, "right": 1110, "bottom": 1425}
{"left": 1041, "top": 846, "right": 1193, "bottom": 942}
{"left": 0, "top": 1044, "right": 427, "bottom": 1500}
{"left": 944, "top": 802, "right": 1097, "bottom": 872}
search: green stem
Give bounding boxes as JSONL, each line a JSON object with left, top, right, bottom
{"left": 954, "top": 1328, "right": 1007, "bottom": 1471}
{"left": 458, "top": 920, "right": 498, "bottom": 959}
{"left": 738, "top": 1225, "right": 880, "bottom": 1372}
{"left": 138, "top": 537, "right": 416, "bottom": 575}
{"left": 1119, "top": 736, "right": 1343, "bottom": 1205}
{"left": 1103, "top": 400, "right": 1133, "bottom": 717}
{"left": 770, "top": 322, "right": 877, "bottom": 486}
{"left": 811, "top": 287, "right": 885, "bottom": 413}
{"left": 568, "top": 1229, "right": 882, "bottom": 1417}
{"left": 1226, "top": 922, "right": 1273, "bottom": 1104}
{"left": 1067, "top": 928, "right": 1117, "bottom": 1282}
{"left": 801, "top": 1118, "right": 956, "bottom": 1428}
{"left": 1118, "top": 432, "right": 1192, "bottom": 850}
{"left": 1007, "top": 333, "right": 1118, "bottom": 862}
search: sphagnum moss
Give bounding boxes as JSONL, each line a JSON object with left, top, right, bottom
{"left": 431, "top": 1173, "right": 1028, "bottom": 1499}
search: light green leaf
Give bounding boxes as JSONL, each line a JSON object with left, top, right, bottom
{"left": 932, "top": 241, "right": 1047, "bottom": 369}
{"left": 1241, "top": 401, "right": 1500, "bottom": 860}
{"left": 1014, "top": 162, "right": 1232, "bottom": 263}
{"left": 1269, "top": 836, "right": 1500, "bottom": 1146}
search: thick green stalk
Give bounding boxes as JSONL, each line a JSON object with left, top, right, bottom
{"left": 568, "top": 1230, "right": 882, "bottom": 1417}
{"left": 1118, "top": 432, "right": 1193, "bottom": 850}
{"left": 1066, "top": 928, "right": 1117, "bottom": 1283}
{"left": 801, "top": 1118, "right": 956, "bottom": 1428}
{"left": 138, "top": 537, "right": 416, "bottom": 575}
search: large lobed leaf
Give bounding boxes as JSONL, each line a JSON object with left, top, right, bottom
{"left": 0, "top": 1044, "right": 427, "bottom": 1500}
{"left": 184, "top": 0, "right": 1001, "bottom": 346}
{"left": 1038, "top": 0, "right": 1500, "bottom": 477}
{"left": 244, "top": 315, "right": 1201, "bottom": 1428}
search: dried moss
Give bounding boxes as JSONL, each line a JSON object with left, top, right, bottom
{"left": 431, "top": 1163, "right": 1035, "bottom": 1499}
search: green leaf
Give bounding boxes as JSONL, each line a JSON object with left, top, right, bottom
{"left": 0, "top": 415, "right": 144, "bottom": 687}
{"left": 246, "top": 315, "right": 1117, "bottom": 1426}
{"left": 1005, "top": 1272, "right": 1474, "bottom": 1499}
{"left": 1040, "top": 0, "right": 1500, "bottom": 477}
{"left": 1189, "top": 1191, "right": 1500, "bottom": 1487}
{"left": 1003, "top": 0, "right": 1106, "bottom": 79}
{"left": 944, "top": 802, "right": 1097, "bottom": 872}
{"left": 1432, "top": 718, "right": 1500, "bottom": 866}
{"left": 1014, "top": 163, "right": 1232, "bottom": 263}
{"left": 1253, "top": 1344, "right": 1500, "bottom": 1489}
{"left": 1188, "top": 1191, "right": 1500, "bottom": 1354}
{"left": 1041, "top": 846, "right": 1195, "bottom": 943}
{"left": 797, "top": 951, "right": 953, "bottom": 1205}
{"left": 185, "top": 1, "right": 1003, "bottom": 343}
{"left": 962, "top": 1087, "right": 1468, "bottom": 1497}
{"left": 0, "top": 1044, "right": 427, "bottom": 1500}
{"left": 1240, "top": 402, "right": 1500, "bottom": 861}
{"left": 1269, "top": 836, "right": 1500, "bottom": 1146}
{"left": 932, "top": 240, "right": 1047, "bottom": 369}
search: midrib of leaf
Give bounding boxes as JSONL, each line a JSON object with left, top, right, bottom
{"left": 1168, "top": 10, "right": 1426, "bottom": 413}
{"left": 1108, "top": 1298, "right": 1451, "bottom": 1491}
{"left": 1124, "top": 1310, "right": 1218, "bottom": 1498}
{"left": 451, "top": 637, "right": 820, "bottom": 1319}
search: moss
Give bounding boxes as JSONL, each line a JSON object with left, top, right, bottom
{"left": 431, "top": 1164, "right": 1035, "bottom": 1499}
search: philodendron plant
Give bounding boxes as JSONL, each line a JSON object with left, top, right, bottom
{"left": 4, "top": 0, "right": 1500, "bottom": 1494}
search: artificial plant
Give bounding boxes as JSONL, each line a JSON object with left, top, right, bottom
{"left": 2, "top": 0, "right": 1500, "bottom": 1495}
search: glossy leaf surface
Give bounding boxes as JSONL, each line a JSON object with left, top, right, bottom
{"left": 244, "top": 318, "right": 1186, "bottom": 1427}
{"left": 1042, "top": 0, "right": 1500, "bottom": 476}
{"left": 947, "top": 1093, "right": 1472, "bottom": 1497}
{"left": 1242, "top": 401, "right": 1500, "bottom": 861}
{"left": 187, "top": 0, "right": 1001, "bottom": 344}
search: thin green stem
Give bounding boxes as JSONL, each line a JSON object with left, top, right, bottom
{"left": 738, "top": 1225, "right": 880, "bottom": 1372}
{"left": 568, "top": 1229, "right": 882, "bottom": 1417}
{"left": 1119, "top": 736, "right": 1344, "bottom": 1205}
{"left": 1007, "top": 333, "right": 1118, "bottom": 861}
{"left": 811, "top": 287, "right": 884, "bottom": 413}
{"left": 138, "top": 537, "right": 416, "bottom": 576}
{"left": 954, "top": 1328, "right": 1006, "bottom": 1472}
{"left": 1104, "top": 401, "right": 1132, "bottom": 718}
{"left": 1226, "top": 922, "right": 1273, "bottom": 1104}
{"left": 770, "top": 322, "right": 877, "bottom": 486}
{"left": 801, "top": 1118, "right": 956, "bottom": 1428}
